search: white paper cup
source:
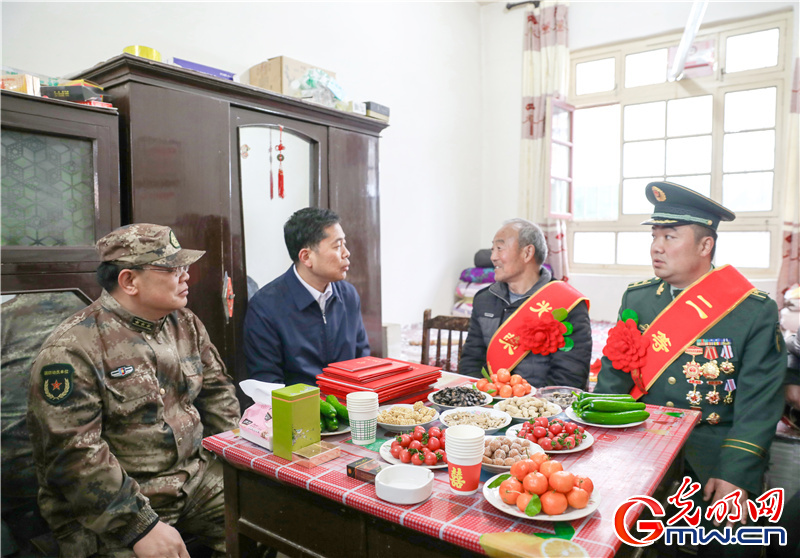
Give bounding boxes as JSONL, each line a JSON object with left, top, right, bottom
{"left": 348, "top": 407, "right": 378, "bottom": 445}
{"left": 347, "top": 391, "right": 378, "bottom": 410}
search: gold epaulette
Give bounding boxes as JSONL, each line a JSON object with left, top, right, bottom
{"left": 626, "top": 278, "right": 660, "bottom": 291}
{"left": 748, "top": 289, "right": 769, "bottom": 301}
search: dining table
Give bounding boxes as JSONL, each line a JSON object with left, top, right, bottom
{"left": 203, "top": 375, "right": 700, "bottom": 558}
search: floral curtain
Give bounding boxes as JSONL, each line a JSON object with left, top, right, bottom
{"left": 777, "top": 57, "right": 800, "bottom": 309}
{"left": 519, "top": 1, "right": 570, "bottom": 280}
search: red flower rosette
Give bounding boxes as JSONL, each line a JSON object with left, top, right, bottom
{"left": 603, "top": 318, "right": 649, "bottom": 373}
{"left": 518, "top": 312, "right": 567, "bottom": 356}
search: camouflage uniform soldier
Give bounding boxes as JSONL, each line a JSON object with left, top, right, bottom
{"left": 27, "top": 224, "right": 241, "bottom": 558}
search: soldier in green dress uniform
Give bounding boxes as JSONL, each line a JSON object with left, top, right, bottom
{"left": 596, "top": 182, "right": 786, "bottom": 557}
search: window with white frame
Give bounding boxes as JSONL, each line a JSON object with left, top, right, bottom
{"left": 568, "top": 10, "right": 792, "bottom": 276}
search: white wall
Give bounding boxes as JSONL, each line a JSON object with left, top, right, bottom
{"left": 478, "top": 0, "right": 797, "bottom": 321}
{"left": 1, "top": 1, "right": 485, "bottom": 325}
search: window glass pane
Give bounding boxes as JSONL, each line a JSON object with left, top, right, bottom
{"left": 716, "top": 231, "right": 770, "bottom": 268}
{"left": 623, "top": 177, "right": 661, "bottom": 214}
{"left": 724, "top": 87, "right": 776, "bottom": 132}
{"left": 552, "top": 106, "right": 571, "bottom": 143}
{"left": 623, "top": 140, "right": 665, "bottom": 178}
{"left": 550, "top": 178, "right": 570, "bottom": 216}
{"left": 576, "top": 58, "right": 616, "bottom": 95}
{"left": 666, "top": 136, "right": 712, "bottom": 175}
{"left": 617, "top": 232, "right": 652, "bottom": 265}
{"left": 625, "top": 49, "right": 667, "bottom": 88}
{"left": 574, "top": 232, "right": 615, "bottom": 264}
{"left": 574, "top": 105, "right": 620, "bottom": 220}
{"left": 664, "top": 175, "right": 711, "bottom": 197}
{"left": 624, "top": 101, "right": 665, "bottom": 141}
{"left": 551, "top": 143, "right": 570, "bottom": 179}
{"left": 723, "top": 130, "right": 775, "bottom": 173}
{"left": 1, "top": 130, "right": 95, "bottom": 247}
{"left": 722, "top": 172, "right": 773, "bottom": 212}
{"left": 725, "top": 28, "right": 779, "bottom": 73}
{"left": 667, "top": 95, "right": 712, "bottom": 137}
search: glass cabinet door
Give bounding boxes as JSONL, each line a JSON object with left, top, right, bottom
{"left": 2, "top": 130, "right": 96, "bottom": 247}
{"left": 0, "top": 92, "right": 120, "bottom": 268}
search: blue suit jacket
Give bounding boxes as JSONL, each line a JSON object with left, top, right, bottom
{"left": 243, "top": 266, "right": 370, "bottom": 387}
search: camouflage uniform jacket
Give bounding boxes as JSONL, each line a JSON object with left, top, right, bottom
{"left": 27, "top": 290, "right": 240, "bottom": 547}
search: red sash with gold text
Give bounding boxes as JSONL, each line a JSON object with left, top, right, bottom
{"left": 631, "top": 265, "right": 755, "bottom": 399}
{"left": 486, "top": 282, "right": 588, "bottom": 374}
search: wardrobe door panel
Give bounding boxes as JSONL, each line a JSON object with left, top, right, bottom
{"left": 328, "top": 128, "right": 382, "bottom": 357}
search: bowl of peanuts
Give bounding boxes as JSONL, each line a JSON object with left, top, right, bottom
{"left": 439, "top": 407, "right": 512, "bottom": 435}
{"left": 376, "top": 402, "right": 440, "bottom": 433}
{"left": 494, "top": 395, "right": 562, "bottom": 423}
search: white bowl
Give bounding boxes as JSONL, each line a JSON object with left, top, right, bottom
{"left": 376, "top": 404, "right": 440, "bottom": 433}
{"left": 537, "top": 386, "right": 585, "bottom": 410}
{"left": 439, "top": 407, "right": 512, "bottom": 435}
{"left": 428, "top": 388, "right": 493, "bottom": 412}
{"left": 375, "top": 464, "right": 434, "bottom": 504}
{"left": 494, "top": 396, "right": 562, "bottom": 423}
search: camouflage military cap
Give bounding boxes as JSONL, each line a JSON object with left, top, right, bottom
{"left": 96, "top": 224, "right": 205, "bottom": 267}
{"left": 641, "top": 181, "right": 735, "bottom": 231}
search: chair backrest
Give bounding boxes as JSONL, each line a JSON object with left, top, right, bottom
{"left": 420, "top": 309, "right": 471, "bottom": 372}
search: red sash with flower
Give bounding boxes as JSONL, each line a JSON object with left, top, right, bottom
{"left": 602, "top": 265, "right": 755, "bottom": 400}
{"left": 486, "top": 282, "right": 589, "bottom": 374}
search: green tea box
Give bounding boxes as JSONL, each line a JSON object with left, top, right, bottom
{"left": 271, "top": 383, "right": 321, "bottom": 460}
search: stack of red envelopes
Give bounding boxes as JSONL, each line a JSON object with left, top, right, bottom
{"left": 316, "top": 356, "right": 441, "bottom": 405}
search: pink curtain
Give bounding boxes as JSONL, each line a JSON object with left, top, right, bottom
{"left": 519, "top": 1, "right": 570, "bottom": 280}
{"left": 777, "top": 57, "right": 800, "bottom": 308}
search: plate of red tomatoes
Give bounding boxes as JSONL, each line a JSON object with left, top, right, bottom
{"left": 473, "top": 368, "right": 536, "bottom": 400}
{"left": 506, "top": 417, "right": 594, "bottom": 454}
{"left": 482, "top": 456, "right": 600, "bottom": 521}
{"left": 380, "top": 426, "right": 448, "bottom": 469}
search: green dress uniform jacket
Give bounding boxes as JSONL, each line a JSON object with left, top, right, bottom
{"left": 27, "top": 290, "right": 240, "bottom": 550}
{"left": 595, "top": 275, "right": 786, "bottom": 495}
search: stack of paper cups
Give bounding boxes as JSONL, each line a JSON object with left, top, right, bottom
{"left": 445, "top": 424, "right": 485, "bottom": 495}
{"left": 346, "top": 391, "right": 379, "bottom": 445}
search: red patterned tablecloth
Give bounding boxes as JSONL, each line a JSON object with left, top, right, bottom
{"left": 203, "top": 399, "right": 699, "bottom": 558}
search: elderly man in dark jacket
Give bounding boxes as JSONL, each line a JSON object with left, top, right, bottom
{"left": 459, "top": 219, "right": 591, "bottom": 388}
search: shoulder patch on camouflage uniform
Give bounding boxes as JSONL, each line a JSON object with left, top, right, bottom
{"left": 626, "top": 278, "right": 659, "bottom": 291}
{"left": 41, "top": 363, "right": 74, "bottom": 405}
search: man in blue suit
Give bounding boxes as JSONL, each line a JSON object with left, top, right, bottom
{"left": 244, "top": 208, "right": 370, "bottom": 386}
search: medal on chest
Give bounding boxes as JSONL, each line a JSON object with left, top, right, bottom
{"left": 720, "top": 341, "right": 735, "bottom": 374}
{"left": 686, "top": 379, "right": 704, "bottom": 406}
{"left": 723, "top": 378, "right": 736, "bottom": 405}
{"left": 705, "top": 380, "right": 723, "bottom": 404}
{"left": 683, "top": 346, "right": 703, "bottom": 380}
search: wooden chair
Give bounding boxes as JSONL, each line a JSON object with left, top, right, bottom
{"left": 420, "top": 309, "right": 471, "bottom": 372}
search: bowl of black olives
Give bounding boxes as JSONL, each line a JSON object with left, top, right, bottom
{"left": 428, "top": 385, "right": 493, "bottom": 412}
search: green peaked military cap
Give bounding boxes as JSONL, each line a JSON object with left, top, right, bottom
{"left": 641, "top": 181, "right": 735, "bottom": 231}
